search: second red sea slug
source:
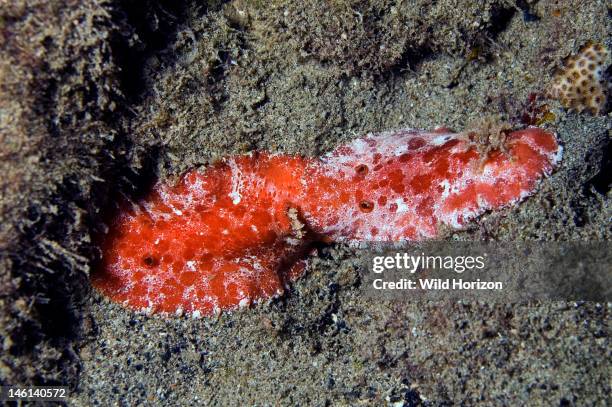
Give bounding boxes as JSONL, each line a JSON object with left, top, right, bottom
{"left": 92, "top": 127, "right": 562, "bottom": 316}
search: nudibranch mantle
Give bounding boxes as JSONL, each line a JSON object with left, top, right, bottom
{"left": 92, "top": 126, "right": 561, "bottom": 316}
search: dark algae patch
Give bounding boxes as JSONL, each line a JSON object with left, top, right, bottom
{"left": 0, "top": 0, "right": 610, "bottom": 405}
{"left": 0, "top": 0, "right": 123, "bottom": 387}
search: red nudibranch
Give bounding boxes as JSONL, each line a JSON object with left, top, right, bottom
{"left": 92, "top": 127, "right": 562, "bottom": 316}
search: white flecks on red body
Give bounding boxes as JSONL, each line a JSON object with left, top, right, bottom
{"left": 92, "top": 127, "right": 561, "bottom": 316}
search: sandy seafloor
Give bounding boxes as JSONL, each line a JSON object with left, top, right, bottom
{"left": 0, "top": 0, "right": 610, "bottom": 406}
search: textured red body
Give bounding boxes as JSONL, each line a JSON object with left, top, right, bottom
{"left": 92, "top": 127, "right": 561, "bottom": 315}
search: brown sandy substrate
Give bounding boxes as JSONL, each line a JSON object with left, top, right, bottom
{"left": 0, "top": 0, "right": 610, "bottom": 405}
